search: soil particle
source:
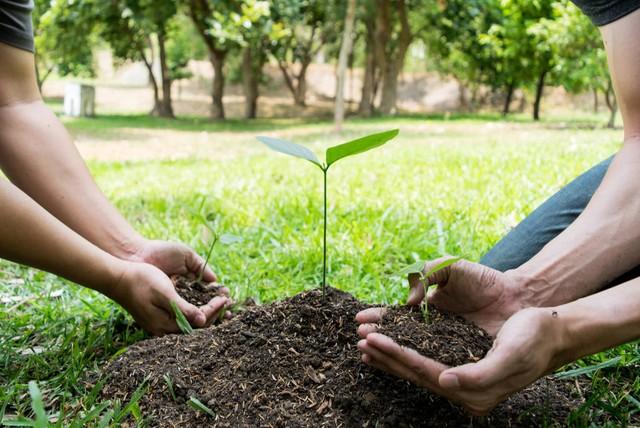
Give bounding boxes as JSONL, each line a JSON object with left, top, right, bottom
{"left": 101, "top": 287, "right": 581, "bottom": 427}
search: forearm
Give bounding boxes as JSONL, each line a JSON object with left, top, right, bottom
{"left": 510, "top": 136, "right": 640, "bottom": 306}
{"left": 551, "top": 275, "right": 640, "bottom": 367}
{"left": 0, "top": 100, "right": 144, "bottom": 259}
{"left": 0, "top": 178, "right": 127, "bottom": 298}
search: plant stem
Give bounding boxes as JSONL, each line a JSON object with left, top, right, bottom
{"left": 322, "top": 169, "right": 327, "bottom": 299}
{"left": 198, "top": 234, "right": 218, "bottom": 282}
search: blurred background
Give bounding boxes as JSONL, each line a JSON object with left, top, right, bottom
{"left": 35, "top": 0, "right": 617, "bottom": 126}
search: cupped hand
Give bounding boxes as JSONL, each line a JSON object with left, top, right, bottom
{"left": 356, "top": 307, "right": 563, "bottom": 415}
{"left": 113, "top": 261, "right": 230, "bottom": 336}
{"left": 130, "top": 239, "right": 218, "bottom": 283}
{"left": 407, "top": 258, "right": 526, "bottom": 335}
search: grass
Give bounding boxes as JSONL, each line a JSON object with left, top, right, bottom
{"left": 1, "top": 110, "right": 637, "bottom": 426}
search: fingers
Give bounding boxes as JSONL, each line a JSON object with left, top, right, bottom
{"left": 355, "top": 307, "right": 386, "bottom": 324}
{"left": 357, "top": 323, "right": 378, "bottom": 338}
{"left": 358, "top": 333, "right": 449, "bottom": 394}
{"left": 407, "top": 272, "right": 425, "bottom": 306}
{"left": 199, "top": 296, "right": 231, "bottom": 326}
{"left": 173, "top": 295, "right": 206, "bottom": 328}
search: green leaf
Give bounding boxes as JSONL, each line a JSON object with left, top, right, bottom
{"left": 170, "top": 301, "right": 193, "bottom": 335}
{"left": 326, "top": 129, "right": 399, "bottom": 167}
{"left": 163, "top": 374, "right": 177, "bottom": 402}
{"left": 0, "top": 418, "right": 35, "bottom": 427}
{"left": 424, "top": 257, "right": 462, "bottom": 279}
{"left": 396, "top": 256, "right": 462, "bottom": 279}
{"left": 396, "top": 260, "right": 426, "bottom": 276}
{"left": 28, "top": 381, "right": 48, "bottom": 428}
{"left": 555, "top": 356, "right": 621, "bottom": 379}
{"left": 219, "top": 233, "right": 243, "bottom": 244}
{"left": 257, "top": 136, "right": 322, "bottom": 168}
{"left": 188, "top": 397, "right": 216, "bottom": 417}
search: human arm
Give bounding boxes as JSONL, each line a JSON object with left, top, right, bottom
{"left": 0, "top": 43, "right": 216, "bottom": 282}
{"left": 0, "top": 177, "right": 227, "bottom": 335}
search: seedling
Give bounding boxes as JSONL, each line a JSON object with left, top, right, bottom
{"left": 197, "top": 228, "right": 242, "bottom": 283}
{"left": 257, "top": 129, "right": 399, "bottom": 298}
{"left": 397, "top": 256, "right": 461, "bottom": 323}
{"left": 188, "top": 396, "right": 216, "bottom": 417}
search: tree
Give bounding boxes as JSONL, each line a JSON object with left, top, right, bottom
{"left": 334, "top": 0, "right": 357, "bottom": 131}
{"left": 481, "top": 0, "right": 555, "bottom": 120}
{"left": 187, "top": 0, "right": 240, "bottom": 119}
{"left": 357, "top": 0, "right": 426, "bottom": 116}
{"left": 270, "top": 0, "right": 340, "bottom": 107}
{"left": 98, "top": 0, "right": 182, "bottom": 118}
{"left": 542, "top": 1, "right": 615, "bottom": 127}
{"left": 418, "top": 0, "right": 502, "bottom": 112}
{"left": 33, "top": 0, "right": 96, "bottom": 91}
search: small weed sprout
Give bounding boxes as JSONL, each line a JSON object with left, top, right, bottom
{"left": 397, "top": 257, "right": 461, "bottom": 323}
{"left": 188, "top": 396, "right": 216, "bottom": 417}
{"left": 163, "top": 374, "right": 177, "bottom": 402}
{"left": 170, "top": 301, "right": 194, "bottom": 334}
{"left": 257, "top": 129, "right": 399, "bottom": 298}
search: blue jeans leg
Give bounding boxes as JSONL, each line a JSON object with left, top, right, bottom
{"left": 481, "top": 157, "right": 613, "bottom": 271}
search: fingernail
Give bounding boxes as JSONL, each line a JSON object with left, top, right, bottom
{"left": 440, "top": 373, "right": 460, "bottom": 389}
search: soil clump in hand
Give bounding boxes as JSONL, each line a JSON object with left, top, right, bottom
{"left": 101, "top": 286, "right": 580, "bottom": 427}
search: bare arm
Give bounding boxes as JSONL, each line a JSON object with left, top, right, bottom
{"left": 512, "top": 9, "right": 640, "bottom": 306}
{"left": 0, "top": 42, "right": 217, "bottom": 282}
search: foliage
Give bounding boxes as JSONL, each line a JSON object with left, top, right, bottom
{"left": 33, "top": 0, "right": 97, "bottom": 86}
{"left": 170, "top": 301, "right": 194, "bottom": 334}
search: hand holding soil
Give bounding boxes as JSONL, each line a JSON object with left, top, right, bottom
{"left": 111, "top": 261, "right": 230, "bottom": 336}
{"left": 357, "top": 258, "right": 566, "bottom": 415}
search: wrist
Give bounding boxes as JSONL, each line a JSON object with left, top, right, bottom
{"left": 505, "top": 265, "right": 564, "bottom": 308}
{"left": 112, "top": 234, "right": 148, "bottom": 262}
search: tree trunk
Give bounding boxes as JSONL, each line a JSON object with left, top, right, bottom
{"left": 242, "top": 46, "right": 259, "bottom": 119}
{"left": 210, "top": 50, "right": 226, "bottom": 119}
{"left": 140, "top": 44, "right": 161, "bottom": 116}
{"left": 358, "top": 19, "right": 377, "bottom": 116}
{"left": 532, "top": 69, "right": 547, "bottom": 121}
{"left": 503, "top": 83, "right": 515, "bottom": 116}
{"left": 157, "top": 30, "right": 175, "bottom": 118}
{"left": 604, "top": 81, "right": 617, "bottom": 128}
{"left": 188, "top": 0, "right": 226, "bottom": 119}
{"left": 593, "top": 87, "right": 599, "bottom": 113}
{"left": 334, "top": 0, "right": 357, "bottom": 132}
{"left": 278, "top": 60, "right": 310, "bottom": 107}
{"left": 377, "top": 0, "right": 412, "bottom": 115}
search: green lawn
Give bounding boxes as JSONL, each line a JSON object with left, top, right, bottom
{"left": 1, "top": 112, "right": 637, "bottom": 426}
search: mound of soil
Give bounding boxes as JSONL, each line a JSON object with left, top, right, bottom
{"left": 101, "top": 286, "right": 580, "bottom": 427}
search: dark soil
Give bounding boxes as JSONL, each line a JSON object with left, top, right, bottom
{"left": 101, "top": 286, "right": 581, "bottom": 427}
{"left": 172, "top": 275, "right": 227, "bottom": 306}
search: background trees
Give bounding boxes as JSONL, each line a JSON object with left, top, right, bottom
{"left": 34, "top": 0, "right": 614, "bottom": 123}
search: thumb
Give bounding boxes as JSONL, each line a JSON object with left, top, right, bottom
{"left": 175, "top": 295, "right": 206, "bottom": 328}
{"left": 438, "top": 348, "right": 508, "bottom": 391}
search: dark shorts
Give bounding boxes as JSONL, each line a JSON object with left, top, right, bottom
{"left": 570, "top": 0, "right": 640, "bottom": 26}
{"left": 0, "top": 0, "right": 34, "bottom": 52}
